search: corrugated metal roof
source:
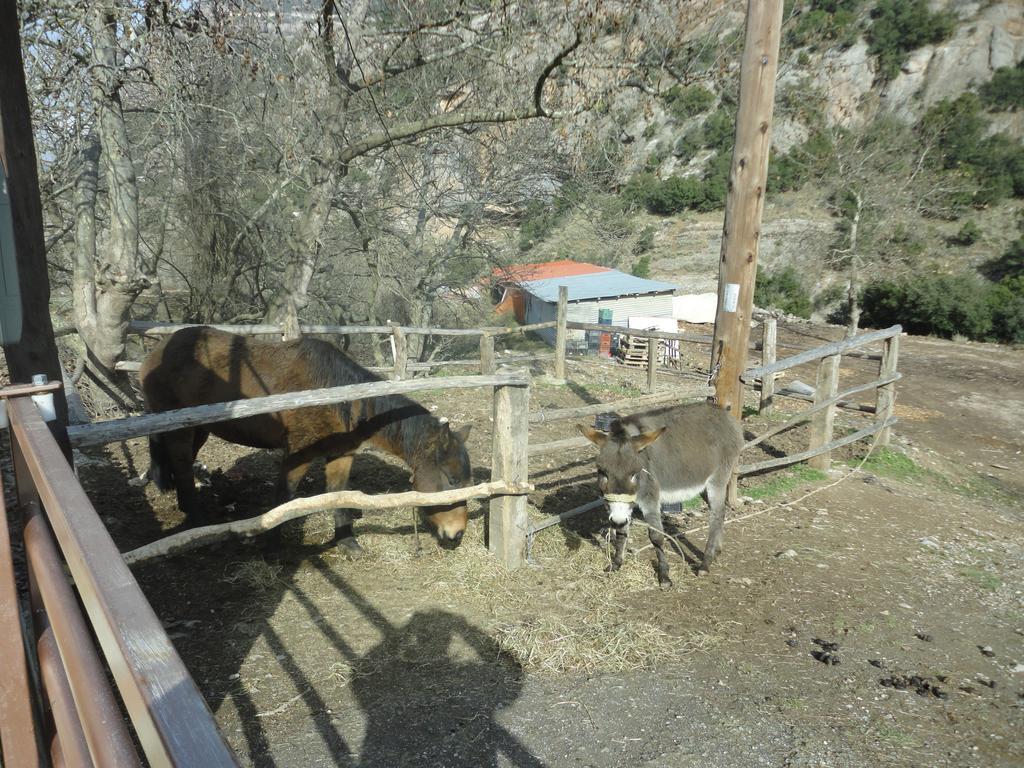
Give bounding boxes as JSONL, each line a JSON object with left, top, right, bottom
{"left": 492, "top": 259, "right": 611, "bottom": 284}
{"left": 521, "top": 270, "right": 679, "bottom": 302}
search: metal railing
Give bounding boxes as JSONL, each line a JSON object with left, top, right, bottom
{"left": 0, "top": 386, "right": 238, "bottom": 767}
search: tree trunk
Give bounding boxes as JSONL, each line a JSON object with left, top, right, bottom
{"left": 845, "top": 192, "right": 863, "bottom": 338}
{"left": 77, "top": 7, "right": 148, "bottom": 383}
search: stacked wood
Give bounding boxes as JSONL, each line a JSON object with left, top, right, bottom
{"left": 619, "top": 335, "right": 657, "bottom": 368}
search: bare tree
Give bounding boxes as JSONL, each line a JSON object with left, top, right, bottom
{"left": 824, "top": 116, "right": 972, "bottom": 334}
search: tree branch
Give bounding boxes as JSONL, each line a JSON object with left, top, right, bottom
{"left": 122, "top": 480, "right": 534, "bottom": 564}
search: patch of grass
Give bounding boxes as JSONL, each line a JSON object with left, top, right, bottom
{"left": 779, "top": 696, "right": 809, "bottom": 711}
{"left": 848, "top": 447, "right": 926, "bottom": 481}
{"left": 590, "top": 380, "right": 644, "bottom": 399}
{"left": 874, "top": 723, "right": 917, "bottom": 749}
{"left": 960, "top": 567, "right": 1002, "bottom": 592}
{"left": 744, "top": 464, "right": 827, "bottom": 500}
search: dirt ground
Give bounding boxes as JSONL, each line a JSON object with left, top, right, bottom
{"left": 75, "top": 323, "right": 1023, "bottom": 768}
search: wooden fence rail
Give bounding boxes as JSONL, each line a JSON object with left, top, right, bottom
{"left": 67, "top": 373, "right": 528, "bottom": 448}
{"left": 738, "top": 325, "right": 902, "bottom": 476}
{"left": 740, "top": 325, "right": 901, "bottom": 383}
{"left": 127, "top": 320, "right": 556, "bottom": 339}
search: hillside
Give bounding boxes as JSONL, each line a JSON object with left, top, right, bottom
{"left": 518, "top": 0, "right": 1024, "bottom": 331}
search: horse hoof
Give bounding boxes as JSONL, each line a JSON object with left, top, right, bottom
{"left": 659, "top": 577, "right": 673, "bottom": 590}
{"left": 604, "top": 562, "right": 622, "bottom": 573}
{"left": 697, "top": 566, "right": 710, "bottom": 577}
{"left": 337, "top": 537, "right": 364, "bottom": 560}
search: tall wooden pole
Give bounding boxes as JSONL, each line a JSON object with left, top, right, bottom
{"left": 553, "top": 285, "right": 568, "bottom": 382}
{"left": 709, "top": 0, "right": 784, "bottom": 418}
{"left": 0, "top": 4, "right": 70, "bottom": 456}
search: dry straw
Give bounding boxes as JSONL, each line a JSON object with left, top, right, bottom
{"left": 336, "top": 500, "right": 722, "bottom": 674}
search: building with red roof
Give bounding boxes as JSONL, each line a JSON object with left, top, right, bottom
{"left": 492, "top": 260, "right": 610, "bottom": 321}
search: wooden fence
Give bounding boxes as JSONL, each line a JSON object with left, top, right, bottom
{"left": 737, "top": 325, "right": 901, "bottom": 476}
{"left": 67, "top": 372, "right": 535, "bottom": 569}
{"left": 66, "top": 317, "right": 901, "bottom": 567}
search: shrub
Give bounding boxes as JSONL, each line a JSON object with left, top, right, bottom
{"left": 518, "top": 200, "right": 559, "bottom": 251}
{"left": 648, "top": 176, "right": 706, "bottom": 214}
{"left": 768, "top": 154, "right": 807, "bottom": 193}
{"left": 633, "top": 225, "right": 656, "bottom": 255}
{"left": 988, "top": 279, "right": 1024, "bottom": 343}
{"left": 868, "top": 0, "right": 956, "bottom": 82}
{"left": 980, "top": 62, "right": 1024, "bottom": 111}
{"left": 702, "top": 107, "right": 735, "bottom": 153}
{"left": 662, "top": 85, "right": 715, "bottom": 122}
{"left": 754, "top": 266, "right": 813, "bottom": 318}
{"left": 620, "top": 171, "right": 727, "bottom": 216}
{"left": 981, "top": 229, "right": 1024, "bottom": 282}
{"left": 697, "top": 152, "right": 731, "bottom": 211}
{"left": 786, "top": 2, "right": 863, "bottom": 49}
{"left": 631, "top": 254, "right": 652, "bottom": 279}
{"left": 673, "top": 126, "right": 704, "bottom": 161}
{"left": 919, "top": 94, "right": 1024, "bottom": 204}
{"left": 860, "top": 274, "right": 999, "bottom": 341}
{"left": 621, "top": 173, "right": 660, "bottom": 211}
{"left": 948, "top": 219, "right": 981, "bottom": 246}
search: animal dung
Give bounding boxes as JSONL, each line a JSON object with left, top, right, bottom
{"left": 878, "top": 674, "right": 948, "bottom": 699}
{"left": 811, "top": 637, "right": 841, "bottom": 666}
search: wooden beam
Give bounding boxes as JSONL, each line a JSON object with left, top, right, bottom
{"left": 743, "top": 373, "right": 901, "bottom": 451}
{"left": 479, "top": 333, "right": 495, "bottom": 375}
{"left": 488, "top": 379, "right": 530, "bottom": 568}
{"left": 808, "top": 354, "right": 840, "bottom": 471}
{"left": 738, "top": 416, "right": 897, "bottom": 475}
{"left": 391, "top": 325, "right": 408, "bottom": 380}
{"left": 66, "top": 373, "right": 529, "bottom": 448}
{"left": 553, "top": 285, "right": 568, "bottom": 382}
{"left": 875, "top": 334, "right": 899, "bottom": 446}
{"left": 528, "top": 435, "right": 592, "bottom": 457}
{"left": 528, "top": 389, "right": 709, "bottom": 424}
{"left": 567, "top": 321, "right": 705, "bottom": 344}
{"left": 646, "top": 337, "right": 658, "bottom": 393}
{"left": 709, "top": 0, "right": 784, "bottom": 418}
{"left": 758, "top": 316, "right": 777, "bottom": 415}
{"left": 741, "top": 325, "right": 901, "bottom": 382}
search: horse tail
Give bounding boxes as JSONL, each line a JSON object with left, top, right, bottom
{"left": 148, "top": 434, "right": 175, "bottom": 492}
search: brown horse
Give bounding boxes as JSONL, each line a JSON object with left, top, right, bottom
{"left": 139, "top": 326, "right": 472, "bottom": 555}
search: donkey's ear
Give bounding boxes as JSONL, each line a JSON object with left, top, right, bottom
{"left": 577, "top": 424, "right": 609, "bottom": 447}
{"left": 630, "top": 427, "right": 666, "bottom": 452}
{"left": 452, "top": 424, "right": 471, "bottom": 443}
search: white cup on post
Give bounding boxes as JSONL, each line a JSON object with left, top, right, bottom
{"left": 31, "top": 373, "right": 57, "bottom": 423}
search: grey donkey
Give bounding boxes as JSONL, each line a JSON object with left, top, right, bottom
{"left": 579, "top": 401, "right": 744, "bottom": 587}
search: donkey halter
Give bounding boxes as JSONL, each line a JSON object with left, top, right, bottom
{"left": 603, "top": 493, "right": 637, "bottom": 504}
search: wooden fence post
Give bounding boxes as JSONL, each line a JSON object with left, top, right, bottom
{"left": 553, "top": 285, "right": 568, "bottom": 382}
{"left": 758, "top": 317, "right": 777, "bottom": 415}
{"left": 808, "top": 354, "right": 840, "bottom": 470}
{"left": 391, "top": 326, "right": 408, "bottom": 380}
{"left": 875, "top": 333, "right": 899, "bottom": 446}
{"left": 646, "top": 337, "right": 657, "bottom": 393}
{"left": 479, "top": 333, "right": 495, "bottom": 375}
{"left": 488, "top": 376, "right": 529, "bottom": 569}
